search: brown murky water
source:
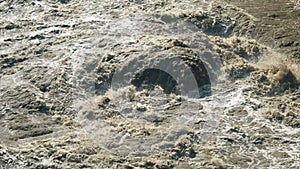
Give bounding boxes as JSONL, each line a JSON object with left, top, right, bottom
{"left": 0, "top": 0, "right": 299, "bottom": 168}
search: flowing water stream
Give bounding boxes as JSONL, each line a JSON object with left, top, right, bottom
{"left": 0, "top": 0, "right": 299, "bottom": 168}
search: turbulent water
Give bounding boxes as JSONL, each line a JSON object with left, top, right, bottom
{"left": 0, "top": 0, "right": 299, "bottom": 169}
